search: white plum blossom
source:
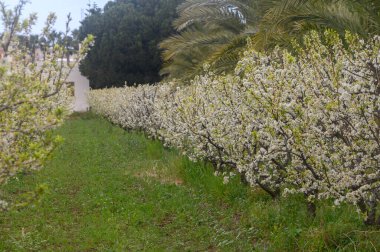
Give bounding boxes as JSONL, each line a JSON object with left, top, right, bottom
{"left": 89, "top": 30, "right": 380, "bottom": 225}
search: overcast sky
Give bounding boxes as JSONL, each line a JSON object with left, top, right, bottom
{"left": 4, "top": 0, "right": 110, "bottom": 34}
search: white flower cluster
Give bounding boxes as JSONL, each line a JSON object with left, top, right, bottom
{"left": 0, "top": 199, "right": 9, "bottom": 211}
{"left": 89, "top": 31, "right": 380, "bottom": 225}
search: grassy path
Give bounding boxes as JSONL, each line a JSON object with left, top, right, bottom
{"left": 0, "top": 113, "right": 379, "bottom": 251}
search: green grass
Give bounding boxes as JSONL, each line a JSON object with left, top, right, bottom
{"left": 0, "top": 113, "right": 379, "bottom": 251}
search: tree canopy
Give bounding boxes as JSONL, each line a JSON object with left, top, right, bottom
{"left": 160, "top": 0, "right": 380, "bottom": 80}
{"left": 78, "top": 0, "right": 183, "bottom": 89}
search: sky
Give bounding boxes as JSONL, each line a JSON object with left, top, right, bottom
{"left": 4, "top": 0, "right": 110, "bottom": 34}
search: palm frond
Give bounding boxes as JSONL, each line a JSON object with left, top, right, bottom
{"left": 254, "top": 0, "right": 379, "bottom": 49}
{"left": 161, "top": 0, "right": 380, "bottom": 81}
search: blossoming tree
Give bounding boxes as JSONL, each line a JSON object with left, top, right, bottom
{"left": 89, "top": 30, "right": 380, "bottom": 225}
{"left": 0, "top": 0, "right": 93, "bottom": 210}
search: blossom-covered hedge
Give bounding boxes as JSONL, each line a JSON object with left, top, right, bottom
{"left": 89, "top": 30, "right": 380, "bottom": 225}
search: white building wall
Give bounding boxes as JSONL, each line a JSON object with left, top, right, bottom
{"left": 67, "top": 65, "right": 90, "bottom": 112}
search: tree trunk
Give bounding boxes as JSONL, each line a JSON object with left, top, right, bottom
{"left": 307, "top": 201, "right": 317, "bottom": 218}
{"left": 239, "top": 171, "right": 249, "bottom": 185}
{"left": 256, "top": 180, "right": 280, "bottom": 199}
{"left": 364, "top": 200, "right": 377, "bottom": 226}
{"left": 358, "top": 198, "right": 379, "bottom": 226}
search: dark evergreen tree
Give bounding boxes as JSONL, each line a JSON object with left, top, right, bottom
{"left": 78, "top": 0, "right": 183, "bottom": 89}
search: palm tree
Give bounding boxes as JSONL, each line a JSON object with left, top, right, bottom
{"left": 254, "top": 0, "right": 380, "bottom": 49}
{"left": 161, "top": 0, "right": 380, "bottom": 80}
{"left": 160, "top": 0, "right": 263, "bottom": 80}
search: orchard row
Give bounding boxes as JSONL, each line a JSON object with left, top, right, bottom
{"left": 89, "top": 31, "right": 380, "bottom": 225}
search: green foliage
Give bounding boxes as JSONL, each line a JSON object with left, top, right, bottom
{"left": 0, "top": 113, "right": 379, "bottom": 251}
{"left": 160, "top": 0, "right": 263, "bottom": 80}
{"left": 78, "top": 0, "right": 183, "bottom": 89}
{"left": 161, "top": 0, "right": 380, "bottom": 80}
{"left": 254, "top": 0, "right": 380, "bottom": 49}
{"left": 12, "top": 183, "right": 49, "bottom": 210}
